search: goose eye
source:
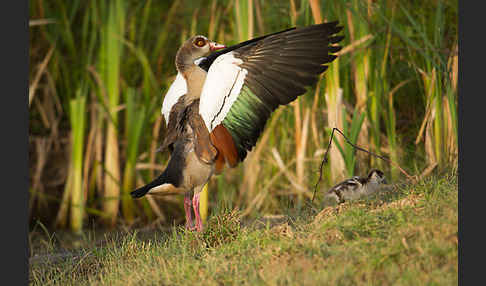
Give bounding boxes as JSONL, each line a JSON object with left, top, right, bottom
{"left": 194, "top": 38, "right": 206, "bottom": 47}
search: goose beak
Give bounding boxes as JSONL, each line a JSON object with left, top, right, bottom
{"left": 209, "top": 41, "right": 226, "bottom": 51}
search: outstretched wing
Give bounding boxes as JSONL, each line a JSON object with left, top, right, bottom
{"left": 161, "top": 28, "right": 296, "bottom": 126}
{"left": 199, "top": 22, "right": 344, "bottom": 172}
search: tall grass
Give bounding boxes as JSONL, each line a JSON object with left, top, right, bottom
{"left": 98, "top": 0, "right": 126, "bottom": 227}
{"left": 346, "top": 0, "right": 372, "bottom": 171}
{"left": 68, "top": 93, "right": 87, "bottom": 233}
{"left": 121, "top": 89, "right": 146, "bottom": 224}
{"left": 29, "top": 0, "right": 458, "bottom": 232}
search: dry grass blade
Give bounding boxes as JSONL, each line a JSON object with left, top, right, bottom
{"left": 293, "top": 100, "right": 301, "bottom": 184}
{"left": 444, "top": 95, "right": 457, "bottom": 164}
{"left": 419, "top": 162, "right": 437, "bottom": 180}
{"left": 30, "top": 137, "right": 53, "bottom": 213}
{"left": 325, "top": 85, "right": 346, "bottom": 181}
{"left": 248, "top": 0, "right": 254, "bottom": 39}
{"left": 145, "top": 196, "right": 166, "bottom": 222}
{"left": 289, "top": 0, "right": 297, "bottom": 25}
{"left": 308, "top": 0, "right": 322, "bottom": 24}
{"left": 417, "top": 67, "right": 444, "bottom": 166}
{"left": 82, "top": 100, "right": 100, "bottom": 205}
{"left": 296, "top": 109, "right": 310, "bottom": 188}
{"left": 415, "top": 69, "right": 436, "bottom": 145}
{"left": 135, "top": 163, "right": 166, "bottom": 172}
{"left": 424, "top": 111, "right": 437, "bottom": 165}
{"left": 310, "top": 79, "right": 322, "bottom": 149}
{"left": 55, "top": 156, "right": 72, "bottom": 228}
{"left": 449, "top": 43, "right": 458, "bottom": 92}
{"left": 336, "top": 34, "right": 374, "bottom": 56}
{"left": 29, "top": 46, "right": 55, "bottom": 107}
{"left": 271, "top": 148, "right": 309, "bottom": 196}
{"left": 29, "top": 18, "right": 56, "bottom": 27}
{"left": 33, "top": 93, "right": 51, "bottom": 129}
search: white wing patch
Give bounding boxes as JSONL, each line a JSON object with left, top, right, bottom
{"left": 161, "top": 72, "right": 187, "bottom": 125}
{"left": 199, "top": 52, "right": 248, "bottom": 131}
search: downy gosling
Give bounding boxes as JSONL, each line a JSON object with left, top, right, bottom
{"left": 322, "top": 169, "right": 387, "bottom": 207}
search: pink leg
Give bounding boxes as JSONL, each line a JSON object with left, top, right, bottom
{"left": 192, "top": 192, "right": 204, "bottom": 232}
{"left": 184, "top": 193, "right": 195, "bottom": 230}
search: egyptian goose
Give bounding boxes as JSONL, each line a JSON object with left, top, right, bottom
{"left": 322, "top": 169, "right": 387, "bottom": 207}
{"left": 131, "top": 22, "right": 345, "bottom": 231}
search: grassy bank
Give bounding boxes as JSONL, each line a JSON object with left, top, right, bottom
{"left": 30, "top": 171, "right": 457, "bottom": 285}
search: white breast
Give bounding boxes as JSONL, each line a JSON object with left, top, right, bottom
{"left": 161, "top": 72, "right": 187, "bottom": 125}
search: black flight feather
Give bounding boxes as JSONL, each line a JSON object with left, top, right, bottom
{"left": 220, "top": 21, "right": 344, "bottom": 160}
{"left": 198, "top": 27, "right": 297, "bottom": 71}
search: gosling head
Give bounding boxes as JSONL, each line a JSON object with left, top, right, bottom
{"left": 367, "top": 169, "right": 387, "bottom": 185}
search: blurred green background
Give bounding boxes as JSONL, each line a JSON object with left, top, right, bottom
{"left": 29, "top": 0, "right": 458, "bottom": 233}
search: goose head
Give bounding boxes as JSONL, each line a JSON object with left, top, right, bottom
{"left": 175, "top": 35, "right": 225, "bottom": 73}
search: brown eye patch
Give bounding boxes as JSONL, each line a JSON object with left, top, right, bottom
{"left": 194, "top": 37, "right": 206, "bottom": 47}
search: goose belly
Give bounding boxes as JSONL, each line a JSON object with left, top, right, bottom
{"left": 181, "top": 144, "right": 215, "bottom": 190}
